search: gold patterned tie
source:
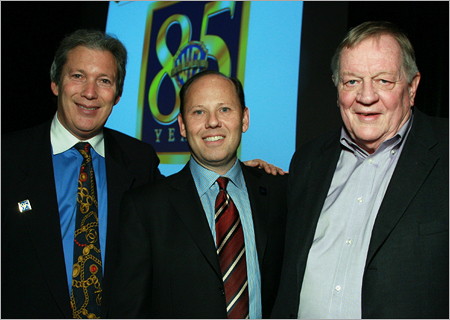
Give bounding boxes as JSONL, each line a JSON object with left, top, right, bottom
{"left": 215, "top": 177, "right": 249, "bottom": 319}
{"left": 70, "top": 142, "right": 103, "bottom": 319}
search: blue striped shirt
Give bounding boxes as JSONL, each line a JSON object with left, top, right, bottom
{"left": 189, "top": 158, "right": 262, "bottom": 319}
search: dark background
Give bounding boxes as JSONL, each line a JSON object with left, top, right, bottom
{"left": 2, "top": 1, "right": 448, "bottom": 149}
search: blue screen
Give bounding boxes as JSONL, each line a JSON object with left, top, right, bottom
{"left": 105, "top": 1, "right": 303, "bottom": 175}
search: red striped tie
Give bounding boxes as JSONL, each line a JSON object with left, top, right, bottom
{"left": 215, "top": 177, "right": 249, "bottom": 319}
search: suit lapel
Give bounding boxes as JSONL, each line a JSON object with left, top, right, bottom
{"left": 169, "top": 165, "right": 222, "bottom": 277}
{"left": 21, "top": 122, "right": 72, "bottom": 317}
{"left": 241, "top": 164, "right": 269, "bottom": 267}
{"left": 366, "top": 113, "right": 441, "bottom": 265}
{"left": 168, "top": 163, "right": 274, "bottom": 277}
{"left": 102, "top": 131, "right": 137, "bottom": 297}
{"left": 286, "top": 133, "right": 342, "bottom": 295}
{"left": 295, "top": 135, "right": 342, "bottom": 253}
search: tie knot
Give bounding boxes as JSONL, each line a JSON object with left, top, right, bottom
{"left": 217, "top": 177, "right": 229, "bottom": 190}
{"left": 74, "top": 142, "right": 91, "bottom": 157}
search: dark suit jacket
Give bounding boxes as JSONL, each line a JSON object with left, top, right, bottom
{"left": 271, "top": 109, "right": 449, "bottom": 319}
{"left": 109, "top": 162, "right": 288, "bottom": 319}
{"left": 1, "top": 120, "right": 162, "bottom": 319}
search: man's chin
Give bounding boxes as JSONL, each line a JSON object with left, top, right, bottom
{"left": 193, "top": 155, "right": 237, "bottom": 174}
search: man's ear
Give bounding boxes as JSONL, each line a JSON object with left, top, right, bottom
{"left": 51, "top": 82, "right": 59, "bottom": 96}
{"left": 242, "top": 107, "right": 250, "bottom": 133}
{"left": 177, "top": 113, "right": 187, "bottom": 138}
{"left": 114, "top": 95, "right": 121, "bottom": 106}
{"left": 408, "top": 72, "right": 421, "bottom": 105}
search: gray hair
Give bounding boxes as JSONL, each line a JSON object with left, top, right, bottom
{"left": 331, "top": 21, "right": 419, "bottom": 86}
{"left": 50, "top": 29, "right": 127, "bottom": 98}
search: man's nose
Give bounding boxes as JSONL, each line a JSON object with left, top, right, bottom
{"left": 81, "top": 80, "right": 98, "bottom": 100}
{"left": 356, "top": 80, "right": 379, "bottom": 105}
{"left": 206, "top": 111, "right": 221, "bottom": 128}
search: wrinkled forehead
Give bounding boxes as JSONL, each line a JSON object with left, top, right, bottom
{"left": 340, "top": 35, "right": 404, "bottom": 73}
{"left": 343, "top": 34, "right": 402, "bottom": 58}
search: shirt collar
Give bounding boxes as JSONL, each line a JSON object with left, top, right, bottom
{"left": 50, "top": 112, "right": 105, "bottom": 157}
{"left": 189, "top": 157, "right": 244, "bottom": 196}
{"left": 340, "top": 112, "right": 414, "bottom": 158}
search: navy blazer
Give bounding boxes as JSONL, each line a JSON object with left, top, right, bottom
{"left": 1, "top": 120, "right": 162, "bottom": 318}
{"left": 109, "top": 163, "right": 288, "bottom": 318}
{"left": 271, "top": 109, "right": 449, "bottom": 319}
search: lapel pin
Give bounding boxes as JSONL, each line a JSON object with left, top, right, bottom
{"left": 18, "top": 199, "right": 32, "bottom": 213}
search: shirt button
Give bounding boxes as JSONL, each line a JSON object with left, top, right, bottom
{"left": 357, "top": 197, "right": 363, "bottom": 203}
{"left": 335, "top": 285, "right": 342, "bottom": 292}
{"left": 391, "top": 150, "right": 396, "bottom": 155}
{"left": 346, "top": 239, "right": 352, "bottom": 245}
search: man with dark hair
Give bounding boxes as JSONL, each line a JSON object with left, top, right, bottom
{"left": 272, "top": 21, "right": 448, "bottom": 319}
{"left": 109, "top": 70, "right": 288, "bottom": 318}
{"left": 2, "top": 30, "right": 282, "bottom": 319}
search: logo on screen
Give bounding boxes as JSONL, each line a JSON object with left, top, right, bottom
{"left": 171, "top": 41, "right": 209, "bottom": 88}
{"left": 138, "top": 1, "right": 250, "bottom": 164}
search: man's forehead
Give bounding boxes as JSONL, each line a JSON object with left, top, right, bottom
{"left": 342, "top": 34, "right": 401, "bottom": 56}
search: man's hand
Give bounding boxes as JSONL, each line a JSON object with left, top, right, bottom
{"left": 243, "top": 159, "right": 287, "bottom": 175}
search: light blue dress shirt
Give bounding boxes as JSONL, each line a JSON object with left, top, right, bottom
{"left": 189, "top": 157, "right": 262, "bottom": 319}
{"left": 50, "top": 114, "right": 108, "bottom": 291}
{"left": 298, "top": 115, "right": 413, "bottom": 319}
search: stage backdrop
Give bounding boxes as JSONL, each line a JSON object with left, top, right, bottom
{"left": 105, "top": 1, "right": 303, "bottom": 175}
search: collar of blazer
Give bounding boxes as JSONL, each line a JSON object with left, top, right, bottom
{"left": 366, "top": 108, "right": 444, "bottom": 267}
{"left": 166, "top": 162, "right": 276, "bottom": 275}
